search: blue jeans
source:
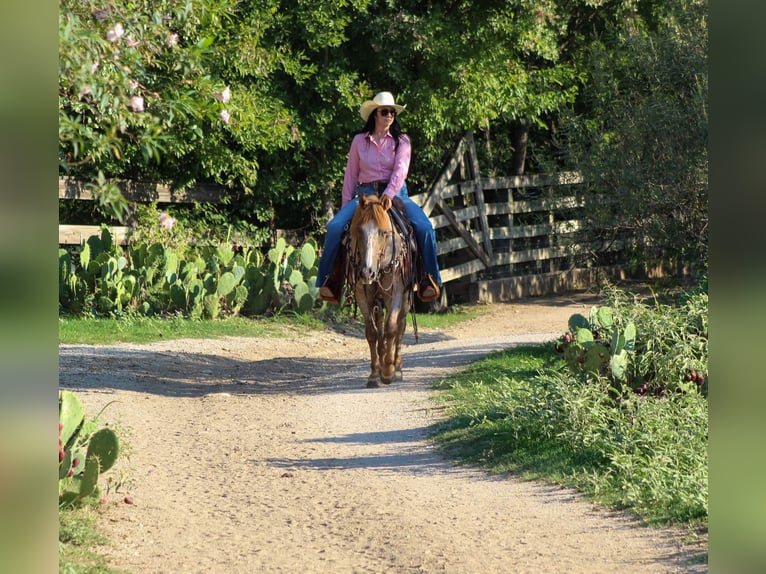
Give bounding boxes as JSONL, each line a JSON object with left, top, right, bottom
{"left": 316, "top": 182, "right": 442, "bottom": 288}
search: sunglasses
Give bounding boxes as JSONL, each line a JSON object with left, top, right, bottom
{"left": 378, "top": 108, "right": 397, "bottom": 117}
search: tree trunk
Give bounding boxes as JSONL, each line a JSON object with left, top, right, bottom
{"left": 321, "top": 183, "right": 335, "bottom": 223}
{"left": 510, "top": 121, "right": 530, "bottom": 176}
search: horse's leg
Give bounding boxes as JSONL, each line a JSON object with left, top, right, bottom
{"left": 380, "top": 304, "right": 401, "bottom": 384}
{"left": 393, "top": 305, "right": 408, "bottom": 380}
{"left": 365, "top": 316, "right": 381, "bottom": 388}
{"left": 357, "top": 292, "right": 381, "bottom": 387}
{"left": 373, "top": 304, "right": 387, "bottom": 385}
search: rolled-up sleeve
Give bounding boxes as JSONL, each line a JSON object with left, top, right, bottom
{"left": 384, "top": 135, "right": 411, "bottom": 198}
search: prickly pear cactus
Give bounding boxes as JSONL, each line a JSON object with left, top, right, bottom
{"left": 216, "top": 271, "right": 238, "bottom": 297}
{"left": 59, "top": 230, "right": 325, "bottom": 318}
{"left": 88, "top": 428, "right": 119, "bottom": 470}
{"left": 59, "top": 390, "right": 120, "bottom": 507}
{"left": 557, "top": 307, "right": 638, "bottom": 386}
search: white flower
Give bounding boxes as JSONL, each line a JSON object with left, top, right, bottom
{"left": 219, "top": 109, "right": 231, "bottom": 124}
{"left": 166, "top": 33, "right": 179, "bottom": 48}
{"left": 106, "top": 23, "right": 125, "bottom": 42}
{"left": 159, "top": 212, "right": 176, "bottom": 230}
{"left": 129, "top": 96, "right": 144, "bottom": 112}
{"left": 90, "top": 62, "right": 99, "bottom": 74}
{"left": 213, "top": 86, "right": 231, "bottom": 103}
{"left": 125, "top": 35, "right": 140, "bottom": 48}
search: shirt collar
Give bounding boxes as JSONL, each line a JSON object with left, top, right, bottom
{"left": 366, "top": 132, "right": 392, "bottom": 141}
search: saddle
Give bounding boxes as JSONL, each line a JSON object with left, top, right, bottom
{"left": 326, "top": 195, "right": 416, "bottom": 302}
{"left": 388, "top": 196, "right": 413, "bottom": 245}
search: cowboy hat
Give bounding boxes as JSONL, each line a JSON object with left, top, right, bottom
{"left": 359, "top": 91, "right": 406, "bottom": 122}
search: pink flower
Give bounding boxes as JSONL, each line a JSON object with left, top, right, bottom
{"left": 129, "top": 80, "right": 139, "bottom": 91}
{"left": 166, "top": 33, "right": 179, "bottom": 48}
{"left": 129, "top": 96, "right": 144, "bottom": 112}
{"left": 219, "top": 109, "right": 231, "bottom": 124}
{"left": 159, "top": 212, "right": 176, "bottom": 230}
{"left": 106, "top": 23, "right": 125, "bottom": 42}
{"left": 213, "top": 87, "right": 231, "bottom": 103}
{"left": 90, "top": 62, "right": 99, "bottom": 74}
{"left": 125, "top": 35, "right": 140, "bottom": 48}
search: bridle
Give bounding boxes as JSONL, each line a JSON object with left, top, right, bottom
{"left": 346, "top": 213, "right": 409, "bottom": 294}
{"left": 343, "top": 205, "right": 419, "bottom": 341}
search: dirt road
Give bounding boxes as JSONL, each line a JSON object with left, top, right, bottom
{"left": 59, "top": 295, "right": 707, "bottom": 573}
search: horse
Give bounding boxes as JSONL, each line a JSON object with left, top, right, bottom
{"left": 344, "top": 193, "right": 417, "bottom": 387}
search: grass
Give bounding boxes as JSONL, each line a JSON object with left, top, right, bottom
{"left": 408, "top": 303, "right": 490, "bottom": 329}
{"left": 431, "top": 344, "right": 576, "bottom": 480}
{"left": 430, "top": 343, "right": 708, "bottom": 533}
{"left": 59, "top": 313, "right": 324, "bottom": 345}
{"left": 59, "top": 304, "right": 488, "bottom": 345}
{"left": 59, "top": 505, "right": 123, "bottom": 574}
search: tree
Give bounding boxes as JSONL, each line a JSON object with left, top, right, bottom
{"left": 59, "top": 0, "right": 708, "bottom": 274}
{"left": 59, "top": 0, "right": 299, "bottom": 223}
{"left": 560, "top": 0, "right": 708, "bottom": 269}
{"left": 341, "top": 0, "right": 594, "bottom": 178}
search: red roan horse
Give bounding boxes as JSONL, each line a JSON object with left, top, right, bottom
{"left": 345, "top": 193, "right": 417, "bottom": 387}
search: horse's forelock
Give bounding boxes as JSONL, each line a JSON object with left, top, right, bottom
{"left": 350, "top": 196, "right": 391, "bottom": 239}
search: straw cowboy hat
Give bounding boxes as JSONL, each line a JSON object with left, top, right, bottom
{"left": 359, "top": 91, "right": 406, "bottom": 122}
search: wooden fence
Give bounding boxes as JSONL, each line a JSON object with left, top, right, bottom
{"left": 58, "top": 177, "right": 225, "bottom": 245}
{"left": 60, "top": 132, "right": 649, "bottom": 302}
{"left": 409, "top": 132, "right": 633, "bottom": 302}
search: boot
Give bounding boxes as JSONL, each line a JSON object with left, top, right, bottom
{"left": 319, "top": 251, "right": 345, "bottom": 304}
{"left": 417, "top": 274, "right": 440, "bottom": 303}
{"left": 319, "top": 281, "right": 340, "bottom": 304}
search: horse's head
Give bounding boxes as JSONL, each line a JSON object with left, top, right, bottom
{"left": 350, "top": 194, "right": 394, "bottom": 284}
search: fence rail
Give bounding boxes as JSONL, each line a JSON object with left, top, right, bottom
{"left": 58, "top": 177, "right": 227, "bottom": 245}
{"left": 408, "top": 132, "right": 634, "bottom": 300}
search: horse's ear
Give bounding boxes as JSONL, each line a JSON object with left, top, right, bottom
{"left": 381, "top": 194, "right": 392, "bottom": 211}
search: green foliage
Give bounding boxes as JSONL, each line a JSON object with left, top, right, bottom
{"left": 59, "top": 227, "right": 324, "bottom": 318}
{"left": 559, "top": 0, "right": 708, "bottom": 269}
{"left": 537, "top": 369, "right": 708, "bottom": 524}
{"left": 59, "top": 391, "right": 120, "bottom": 508}
{"left": 432, "top": 285, "right": 708, "bottom": 526}
{"left": 554, "top": 283, "right": 708, "bottom": 397}
{"left": 59, "top": 0, "right": 707, "bottom": 273}
{"left": 59, "top": 0, "right": 300, "bottom": 221}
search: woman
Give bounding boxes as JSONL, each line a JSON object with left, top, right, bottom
{"left": 316, "top": 91, "right": 442, "bottom": 304}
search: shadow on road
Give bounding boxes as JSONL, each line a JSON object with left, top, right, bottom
{"left": 59, "top": 331, "right": 559, "bottom": 399}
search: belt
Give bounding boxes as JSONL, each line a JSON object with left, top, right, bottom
{"left": 358, "top": 180, "right": 389, "bottom": 194}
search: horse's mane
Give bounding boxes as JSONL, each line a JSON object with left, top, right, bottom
{"left": 350, "top": 196, "right": 392, "bottom": 239}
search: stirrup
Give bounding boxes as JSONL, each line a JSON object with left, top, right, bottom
{"left": 417, "top": 274, "right": 440, "bottom": 303}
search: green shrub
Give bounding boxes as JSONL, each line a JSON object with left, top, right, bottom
{"left": 432, "top": 284, "right": 708, "bottom": 525}
{"left": 553, "top": 283, "right": 708, "bottom": 397}
{"left": 59, "top": 226, "right": 324, "bottom": 318}
{"left": 59, "top": 391, "right": 120, "bottom": 508}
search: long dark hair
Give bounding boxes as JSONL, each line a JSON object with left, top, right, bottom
{"left": 359, "top": 109, "right": 405, "bottom": 151}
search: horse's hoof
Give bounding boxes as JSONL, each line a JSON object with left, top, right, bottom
{"left": 381, "top": 377, "right": 394, "bottom": 385}
{"left": 395, "top": 369, "right": 403, "bottom": 381}
{"left": 366, "top": 378, "right": 381, "bottom": 388}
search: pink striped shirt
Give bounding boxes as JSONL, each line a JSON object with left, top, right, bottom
{"left": 341, "top": 132, "right": 411, "bottom": 207}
